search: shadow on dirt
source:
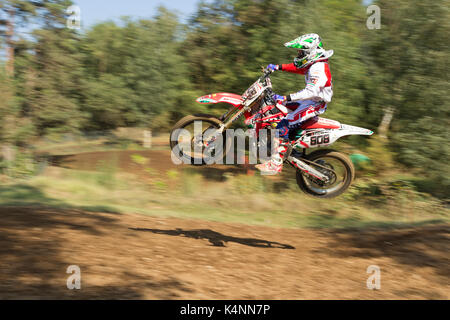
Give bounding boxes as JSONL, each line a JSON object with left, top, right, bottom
{"left": 49, "top": 154, "right": 76, "bottom": 169}
{"left": 0, "top": 204, "right": 132, "bottom": 299}
{"left": 0, "top": 189, "right": 188, "bottom": 299}
{"left": 318, "top": 225, "right": 450, "bottom": 277}
{"left": 49, "top": 153, "right": 119, "bottom": 171}
{"left": 186, "top": 166, "right": 252, "bottom": 182}
{"left": 130, "top": 227, "right": 295, "bottom": 249}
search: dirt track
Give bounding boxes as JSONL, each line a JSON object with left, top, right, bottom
{"left": 0, "top": 206, "right": 448, "bottom": 299}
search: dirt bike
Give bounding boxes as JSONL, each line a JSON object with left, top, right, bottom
{"left": 170, "top": 69, "right": 373, "bottom": 198}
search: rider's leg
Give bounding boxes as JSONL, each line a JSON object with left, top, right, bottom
{"left": 255, "top": 119, "right": 290, "bottom": 175}
{"left": 255, "top": 101, "right": 327, "bottom": 175}
{"left": 285, "top": 100, "right": 327, "bottom": 127}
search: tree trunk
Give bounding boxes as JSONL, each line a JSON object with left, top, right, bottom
{"left": 1, "top": 143, "right": 15, "bottom": 176}
{"left": 143, "top": 130, "right": 152, "bottom": 149}
{"left": 1, "top": 144, "right": 15, "bottom": 163}
{"left": 378, "top": 107, "right": 394, "bottom": 139}
{"left": 6, "top": 8, "right": 15, "bottom": 77}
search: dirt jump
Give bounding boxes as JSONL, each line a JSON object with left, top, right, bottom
{"left": 0, "top": 206, "right": 448, "bottom": 299}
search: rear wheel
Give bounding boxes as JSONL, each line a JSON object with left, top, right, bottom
{"left": 170, "top": 115, "right": 231, "bottom": 166}
{"left": 295, "top": 149, "right": 355, "bottom": 198}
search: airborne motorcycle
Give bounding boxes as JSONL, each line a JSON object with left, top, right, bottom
{"left": 170, "top": 69, "right": 373, "bottom": 198}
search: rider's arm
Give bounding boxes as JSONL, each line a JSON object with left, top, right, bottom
{"left": 286, "top": 62, "right": 329, "bottom": 102}
{"left": 279, "top": 63, "right": 307, "bottom": 75}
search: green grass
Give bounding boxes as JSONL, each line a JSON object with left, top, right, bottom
{"left": 0, "top": 164, "right": 448, "bottom": 230}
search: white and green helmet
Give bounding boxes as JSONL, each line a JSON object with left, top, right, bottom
{"left": 284, "top": 33, "right": 334, "bottom": 69}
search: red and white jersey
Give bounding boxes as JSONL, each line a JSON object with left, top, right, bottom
{"left": 280, "top": 60, "right": 333, "bottom": 103}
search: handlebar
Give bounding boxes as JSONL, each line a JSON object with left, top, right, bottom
{"left": 260, "top": 68, "right": 274, "bottom": 81}
{"left": 242, "top": 68, "right": 276, "bottom": 106}
{"left": 260, "top": 69, "right": 276, "bottom": 104}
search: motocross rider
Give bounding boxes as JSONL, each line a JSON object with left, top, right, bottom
{"left": 255, "top": 33, "right": 334, "bottom": 175}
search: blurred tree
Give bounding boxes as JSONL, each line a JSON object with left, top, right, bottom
{"left": 0, "top": 65, "right": 35, "bottom": 173}
{"left": 10, "top": 0, "right": 86, "bottom": 136}
{"left": 25, "top": 27, "right": 86, "bottom": 136}
{"left": 81, "top": 7, "right": 201, "bottom": 130}
{"left": 365, "top": 0, "right": 450, "bottom": 196}
{"left": 185, "top": 0, "right": 295, "bottom": 94}
{"left": 0, "top": 0, "right": 42, "bottom": 164}
{"left": 0, "top": 0, "right": 76, "bottom": 141}
{"left": 0, "top": 68, "right": 16, "bottom": 145}
{"left": 0, "top": 0, "right": 73, "bottom": 76}
{"left": 0, "top": 0, "right": 36, "bottom": 76}
{"left": 0, "top": 0, "right": 447, "bottom": 198}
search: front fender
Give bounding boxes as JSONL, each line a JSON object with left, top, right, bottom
{"left": 196, "top": 93, "right": 243, "bottom": 108}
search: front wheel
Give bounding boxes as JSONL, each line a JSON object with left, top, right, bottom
{"left": 295, "top": 149, "right": 355, "bottom": 198}
{"left": 170, "top": 114, "right": 231, "bottom": 166}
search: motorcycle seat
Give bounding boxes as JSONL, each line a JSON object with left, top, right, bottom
{"left": 300, "top": 117, "right": 341, "bottom": 130}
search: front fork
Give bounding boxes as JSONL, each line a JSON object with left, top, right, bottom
{"left": 202, "top": 106, "right": 249, "bottom": 148}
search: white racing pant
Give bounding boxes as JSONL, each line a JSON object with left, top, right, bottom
{"left": 286, "top": 99, "right": 327, "bottom": 128}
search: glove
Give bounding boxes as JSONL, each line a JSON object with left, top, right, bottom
{"left": 273, "top": 94, "right": 287, "bottom": 104}
{"left": 267, "top": 64, "right": 279, "bottom": 72}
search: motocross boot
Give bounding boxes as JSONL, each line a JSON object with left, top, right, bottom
{"left": 255, "top": 138, "right": 291, "bottom": 175}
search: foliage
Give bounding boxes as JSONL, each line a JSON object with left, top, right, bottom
{"left": 81, "top": 8, "right": 201, "bottom": 130}
{"left": 0, "top": 0, "right": 448, "bottom": 197}
{"left": 0, "top": 147, "right": 37, "bottom": 178}
{"left": 364, "top": 0, "right": 450, "bottom": 197}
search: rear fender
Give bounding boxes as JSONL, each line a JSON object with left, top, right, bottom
{"left": 338, "top": 124, "right": 374, "bottom": 138}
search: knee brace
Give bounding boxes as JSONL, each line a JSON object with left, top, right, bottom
{"left": 276, "top": 119, "right": 290, "bottom": 140}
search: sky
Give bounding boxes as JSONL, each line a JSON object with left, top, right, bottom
{"left": 0, "top": 0, "right": 200, "bottom": 59}
{"left": 72, "top": 0, "right": 201, "bottom": 28}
